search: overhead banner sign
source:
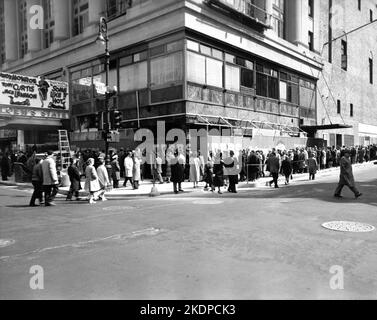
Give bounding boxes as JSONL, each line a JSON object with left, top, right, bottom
{"left": 0, "top": 72, "right": 69, "bottom": 111}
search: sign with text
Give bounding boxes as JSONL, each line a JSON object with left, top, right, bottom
{"left": 0, "top": 105, "right": 69, "bottom": 120}
{"left": 0, "top": 72, "right": 69, "bottom": 111}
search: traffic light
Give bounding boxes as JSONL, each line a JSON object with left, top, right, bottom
{"left": 94, "top": 112, "right": 103, "bottom": 130}
{"left": 111, "top": 110, "right": 123, "bottom": 130}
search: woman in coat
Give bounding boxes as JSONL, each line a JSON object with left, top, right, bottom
{"left": 111, "top": 155, "right": 121, "bottom": 188}
{"left": 165, "top": 151, "right": 173, "bottom": 183}
{"left": 213, "top": 152, "right": 225, "bottom": 194}
{"left": 84, "top": 158, "right": 101, "bottom": 204}
{"left": 203, "top": 155, "right": 214, "bottom": 192}
{"left": 123, "top": 152, "right": 134, "bottom": 187}
{"left": 281, "top": 155, "right": 293, "bottom": 185}
{"left": 132, "top": 152, "right": 141, "bottom": 190}
{"left": 189, "top": 152, "right": 201, "bottom": 188}
{"left": 307, "top": 154, "right": 318, "bottom": 180}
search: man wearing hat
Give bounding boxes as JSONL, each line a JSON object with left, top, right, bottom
{"left": 334, "top": 149, "right": 362, "bottom": 199}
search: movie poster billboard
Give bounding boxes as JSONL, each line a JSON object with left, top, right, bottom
{"left": 0, "top": 72, "right": 69, "bottom": 110}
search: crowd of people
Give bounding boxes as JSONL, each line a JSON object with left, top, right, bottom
{"left": 0, "top": 144, "right": 376, "bottom": 205}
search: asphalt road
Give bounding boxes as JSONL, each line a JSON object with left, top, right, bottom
{"left": 0, "top": 164, "right": 377, "bottom": 300}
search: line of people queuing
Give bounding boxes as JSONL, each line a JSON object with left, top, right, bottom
{"left": 1, "top": 144, "right": 376, "bottom": 203}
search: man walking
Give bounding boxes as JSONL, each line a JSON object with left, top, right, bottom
{"left": 29, "top": 158, "right": 44, "bottom": 207}
{"left": 96, "top": 156, "right": 110, "bottom": 201}
{"left": 41, "top": 151, "right": 59, "bottom": 206}
{"left": 267, "top": 152, "right": 280, "bottom": 188}
{"left": 334, "top": 149, "right": 362, "bottom": 199}
{"left": 66, "top": 158, "right": 82, "bottom": 201}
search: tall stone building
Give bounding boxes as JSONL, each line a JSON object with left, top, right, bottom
{"left": 0, "top": 0, "right": 375, "bottom": 152}
{"left": 314, "top": 0, "right": 377, "bottom": 147}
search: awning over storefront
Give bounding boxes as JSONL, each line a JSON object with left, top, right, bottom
{"left": 187, "top": 114, "right": 306, "bottom": 137}
{"left": 188, "top": 114, "right": 235, "bottom": 128}
{"left": 301, "top": 124, "right": 353, "bottom": 132}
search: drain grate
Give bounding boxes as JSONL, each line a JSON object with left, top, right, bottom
{"left": 0, "top": 239, "right": 15, "bottom": 248}
{"left": 322, "top": 221, "right": 375, "bottom": 233}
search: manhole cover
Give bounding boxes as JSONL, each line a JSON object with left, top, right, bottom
{"left": 0, "top": 239, "right": 15, "bottom": 248}
{"left": 193, "top": 200, "right": 224, "bottom": 205}
{"left": 322, "top": 221, "right": 375, "bottom": 233}
{"left": 103, "top": 206, "right": 135, "bottom": 211}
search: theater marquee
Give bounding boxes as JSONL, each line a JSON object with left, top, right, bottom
{"left": 0, "top": 72, "right": 69, "bottom": 120}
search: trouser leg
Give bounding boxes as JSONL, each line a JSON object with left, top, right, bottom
{"left": 44, "top": 185, "right": 52, "bottom": 204}
{"left": 349, "top": 186, "right": 360, "bottom": 196}
{"left": 30, "top": 182, "right": 38, "bottom": 205}
{"left": 273, "top": 173, "right": 279, "bottom": 187}
{"left": 66, "top": 187, "right": 73, "bottom": 200}
{"left": 334, "top": 183, "right": 344, "bottom": 196}
{"left": 50, "top": 185, "right": 58, "bottom": 202}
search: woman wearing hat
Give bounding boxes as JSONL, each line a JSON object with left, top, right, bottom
{"left": 111, "top": 155, "right": 121, "bottom": 188}
{"left": 84, "top": 158, "right": 101, "bottom": 204}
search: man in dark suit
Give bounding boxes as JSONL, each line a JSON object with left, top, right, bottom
{"left": 224, "top": 151, "right": 239, "bottom": 193}
{"left": 66, "top": 158, "right": 82, "bottom": 201}
{"left": 266, "top": 152, "right": 280, "bottom": 188}
{"left": 171, "top": 151, "right": 185, "bottom": 194}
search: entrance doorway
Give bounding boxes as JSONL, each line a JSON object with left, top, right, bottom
{"left": 336, "top": 134, "right": 342, "bottom": 147}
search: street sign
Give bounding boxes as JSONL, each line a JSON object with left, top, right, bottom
{"left": 106, "top": 131, "right": 120, "bottom": 143}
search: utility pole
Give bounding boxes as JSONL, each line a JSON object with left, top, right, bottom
{"left": 96, "top": 17, "right": 110, "bottom": 157}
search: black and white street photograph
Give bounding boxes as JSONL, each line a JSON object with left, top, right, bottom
{"left": 0, "top": 0, "right": 377, "bottom": 305}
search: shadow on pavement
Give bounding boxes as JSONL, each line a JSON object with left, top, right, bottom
{"left": 190, "top": 179, "right": 377, "bottom": 208}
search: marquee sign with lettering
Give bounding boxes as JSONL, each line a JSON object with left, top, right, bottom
{"left": 0, "top": 106, "right": 69, "bottom": 120}
{"left": 0, "top": 72, "right": 69, "bottom": 112}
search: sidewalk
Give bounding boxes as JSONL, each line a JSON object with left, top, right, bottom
{"left": 0, "top": 161, "right": 375, "bottom": 198}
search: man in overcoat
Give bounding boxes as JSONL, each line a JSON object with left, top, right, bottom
{"left": 171, "top": 151, "right": 185, "bottom": 194}
{"left": 334, "top": 150, "right": 362, "bottom": 199}
{"left": 41, "top": 151, "right": 59, "bottom": 206}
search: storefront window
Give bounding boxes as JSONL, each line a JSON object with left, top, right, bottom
{"left": 71, "top": 67, "right": 93, "bottom": 103}
{"left": 240, "top": 68, "right": 254, "bottom": 89}
{"left": 187, "top": 40, "right": 199, "bottom": 52}
{"left": 151, "top": 52, "right": 183, "bottom": 87}
{"left": 119, "top": 61, "right": 148, "bottom": 92}
{"left": 299, "top": 81, "right": 316, "bottom": 116}
{"left": 77, "top": 115, "right": 96, "bottom": 132}
{"left": 187, "top": 51, "right": 206, "bottom": 84}
{"left": 225, "top": 64, "right": 240, "bottom": 92}
{"left": 268, "top": 76, "right": 279, "bottom": 99}
{"left": 206, "top": 57, "right": 223, "bottom": 88}
{"left": 256, "top": 72, "right": 267, "bottom": 97}
{"left": 279, "top": 81, "right": 287, "bottom": 101}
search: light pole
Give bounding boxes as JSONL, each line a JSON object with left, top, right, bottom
{"left": 96, "top": 17, "right": 110, "bottom": 157}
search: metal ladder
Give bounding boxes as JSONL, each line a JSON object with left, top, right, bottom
{"left": 58, "top": 130, "right": 71, "bottom": 169}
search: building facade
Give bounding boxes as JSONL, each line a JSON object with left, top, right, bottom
{"left": 0, "top": 0, "right": 375, "bottom": 152}
{"left": 315, "top": 0, "right": 377, "bottom": 147}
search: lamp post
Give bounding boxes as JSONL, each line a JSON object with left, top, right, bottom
{"left": 96, "top": 17, "right": 110, "bottom": 157}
